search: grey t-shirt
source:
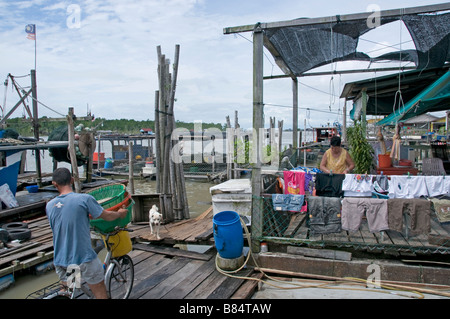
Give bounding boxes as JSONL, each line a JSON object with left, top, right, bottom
{"left": 46, "top": 192, "right": 103, "bottom": 267}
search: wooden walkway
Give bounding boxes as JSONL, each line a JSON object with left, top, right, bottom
{"left": 0, "top": 206, "right": 215, "bottom": 280}
{"left": 0, "top": 207, "right": 262, "bottom": 299}
{"left": 132, "top": 206, "right": 215, "bottom": 245}
{"left": 128, "top": 244, "right": 258, "bottom": 299}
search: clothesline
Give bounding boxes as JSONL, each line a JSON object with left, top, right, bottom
{"left": 267, "top": 170, "right": 450, "bottom": 239}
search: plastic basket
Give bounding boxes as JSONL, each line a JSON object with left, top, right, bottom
{"left": 106, "top": 192, "right": 132, "bottom": 211}
{"left": 86, "top": 184, "right": 126, "bottom": 209}
{"left": 90, "top": 198, "right": 134, "bottom": 232}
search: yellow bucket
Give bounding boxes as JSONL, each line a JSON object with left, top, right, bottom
{"left": 102, "top": 230, "right": 132, "bottom": 258}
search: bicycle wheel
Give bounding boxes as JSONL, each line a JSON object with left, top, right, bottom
{"left": 106, "top": 254, "right": 134, "bottom": 299}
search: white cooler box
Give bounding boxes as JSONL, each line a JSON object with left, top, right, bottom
{"left": 210, "top": 179, "right": 252, "bottom": 217}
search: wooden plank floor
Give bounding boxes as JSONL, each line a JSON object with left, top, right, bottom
{"left": 128, "top": 245, "right": 253, "bottom": 299}
{"left": 1, "top": 207, "right": 260, "bottom": 299}
{"left": 132, "top": 206, "right": 215, "bottom": 245}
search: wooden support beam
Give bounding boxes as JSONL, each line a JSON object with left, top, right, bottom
{"left": 224, "top": 3, "right": 450, "bottom": 34}
{"left": 251, "top": 27, "right": 264, "bottom": 253}
{"left": 292, "top": 78, "right": 298, "bottom": 164}
{"left": 128, "top": 141, "right": 135, "bottom": 195}
{"left": 31, "top": 70, "right": 42, "bottom": 187}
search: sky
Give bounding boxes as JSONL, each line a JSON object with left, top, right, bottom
{"left": 0, "top": 0, "right": 447, "bottom": 130}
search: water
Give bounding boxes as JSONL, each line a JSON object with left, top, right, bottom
{"left": 1, "top": 131, "right": 305, "bottom": 298}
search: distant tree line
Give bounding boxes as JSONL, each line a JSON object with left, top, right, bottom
{"left": 5, "top": 117, "right": 226, "bottom": 137}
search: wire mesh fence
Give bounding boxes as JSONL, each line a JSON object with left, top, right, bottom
{"left": 254, "top": 191, "right": 450, "bottom": 256}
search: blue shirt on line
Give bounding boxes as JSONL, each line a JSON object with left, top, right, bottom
{"left": 46, "top": 192, "right": 104, "bottom": 267}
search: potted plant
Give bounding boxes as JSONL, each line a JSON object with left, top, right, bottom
{"left": 346, "top": 121, "right": 375, "bottom": 174}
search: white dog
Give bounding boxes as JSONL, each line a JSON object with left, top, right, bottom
{"left": 149, "top": 205, "right": 162, "bottom": 239}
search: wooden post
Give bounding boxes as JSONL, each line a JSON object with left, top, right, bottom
{"left": 67, "top": 107, "right": 81, "bottom": 193}
{"left": 154, "top": 91, "right": 162, "bottom": 195}
{"left": 361, "top": 88, "right": 367, "bottom": 134}
{"left": 154, "top": 90, "right": 161, "bottom": 194}
{"left": 128, "top": 141, "right": 135, "bottom": 195}
{"left": 234, "top": 110, "right": 240, "bottom": 179}
{"left": 304, "top": 119, "right": 307, "bottom": 166}
{"left": 168, "top": 45, "right": 188, "bottom": 220}
{"left": 278, "top": 120, "right": 283, "bottom": 156}
{"left": 292, "top": 78, "right": 298, "bottom": 166}
{"left": 226, "top": 115, "right": 232, "bottom": 180}
{"left": 251, "top": 27, "right": 264, "bottom": 253}
{"left": 86, "top": 132, "right": 94, "bottom": 182}
{"left": 30, "top": 70, "right": 42, "bottom": 187}
{"left": 156, "top": 47, "right": 172, "bottom": 221}
{"left": 342, "top": 98, "right": 347, "bottom": 143}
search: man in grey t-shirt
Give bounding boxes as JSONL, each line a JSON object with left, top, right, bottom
{"left": 46, "top": 168, "right": 128, "bottom": 299}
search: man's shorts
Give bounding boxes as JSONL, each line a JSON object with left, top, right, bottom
{"left": 55, "top": 257, "right": 104, "bottom": 285}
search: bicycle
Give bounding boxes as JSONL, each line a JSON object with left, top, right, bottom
{"left": 27, "top": 226, "right": 134, "bottom": 299}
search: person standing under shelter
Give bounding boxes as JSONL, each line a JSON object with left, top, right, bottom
{"left": 320, "top": 135, "right": 355, "bottom": 174}
{"left": 46, "top": 167, "right": 128, "bottom": 299}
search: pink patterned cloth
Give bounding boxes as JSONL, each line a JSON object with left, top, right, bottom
{"left": 283, "top": 171, "right": 305, "bottom": 195}
{"left": 283, "top": 171, "right": 307, "bottom": 212}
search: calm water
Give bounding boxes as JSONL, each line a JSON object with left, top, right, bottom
{"left": 1, "top": 131, "right": 307, "bottom": 298}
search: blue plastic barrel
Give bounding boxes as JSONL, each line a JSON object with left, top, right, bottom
{"left": 104, "top": 158, "right": 113, "bottom": 169}
{"left": 213, "top": 211, "right": 243, "bottom": 259}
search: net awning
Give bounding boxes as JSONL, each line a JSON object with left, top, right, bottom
{"left": 262, "top": 12, "right": 450, "bottom": 77}
{"left": 341, "top": 66, "right": 450, "bottom": 117}
{"left": 376, "top": 69, "right": 450, "bottom": 125}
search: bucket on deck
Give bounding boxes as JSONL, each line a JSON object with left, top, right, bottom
{"left": 213, "top": 211, "right": 243, "bottom": 259}
{"left": 104, "top": 158, "right": 113, "bottom": 169}
{"left": 378, "top": 154, "right": 392, "bottom": 168}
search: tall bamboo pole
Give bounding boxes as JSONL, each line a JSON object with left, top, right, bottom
{"left": 31, "top": 70, "right": 42, "bottom": 187}
{"left": 67, "top": 107, "right": 81, "bottom": 193}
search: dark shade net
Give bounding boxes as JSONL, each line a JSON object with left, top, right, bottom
{"left": 264, "top": 13, "right": 450, "bottom": 76}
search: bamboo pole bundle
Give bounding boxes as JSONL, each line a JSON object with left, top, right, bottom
{"left": 155, "top": 45, "right": 189, "bottom": 222}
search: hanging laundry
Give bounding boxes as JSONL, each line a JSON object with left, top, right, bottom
{"left": 373, "top": 174, "right": 389, "bottom": 194}
{"left": 315, "top": 173, "right": 345, "bottom": 197}
{"left": 342, "top": 174, "right": 374, "bottom": 197}
{"left": 387, "top": 198, "right": 431, "bottom": 235}
{"left": 425, "top": 176, "right": 450, "bottom": 197}
{"left": 341, "top": 198, "right": 389, "bottom": 233}
{"left": 308, "top": 196, "right": 341, "bottom": 234}
{"left": 388, "top": 176, "right": 428, "bottom": 199}
{"left": 430, "top": 198, "right": 450, "bottom": 223}
{"left": 293, "top": 167, "right": 318, "bottom": 194}
{"left": 272, "top": 194, "right": 305, "bottom": 212}
{"left": 283, "top": 171, "right": 305, "bottom": 195}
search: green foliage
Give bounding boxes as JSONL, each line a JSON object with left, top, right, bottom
{"left": 5, "top": 117, "right": 226, "bottom": 136}
{"left": 347, "top": 121, "right": 375, "bottom": 174}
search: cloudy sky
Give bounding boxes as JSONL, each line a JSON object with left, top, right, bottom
{"left": 0, "top": 0, "right": 445, "bottom": 129}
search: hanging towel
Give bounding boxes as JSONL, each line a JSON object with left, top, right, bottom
{"left": 425, "top": 176, "right": 450, "bottom": 197}
{"left": 283, "top": 171, "right": 305, "bottom": 195}
{"left": 342, "top": 174, "right": 374, "bottom": 197}
{"left": 315, "top": 173, "right": 345, "bottom": 197}
{"left": 388, "top": 176, "right": 428, "bottom": 199}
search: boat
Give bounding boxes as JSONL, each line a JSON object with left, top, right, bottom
{"left": 142, "top": 161, "right": 157, "bottom": 178}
